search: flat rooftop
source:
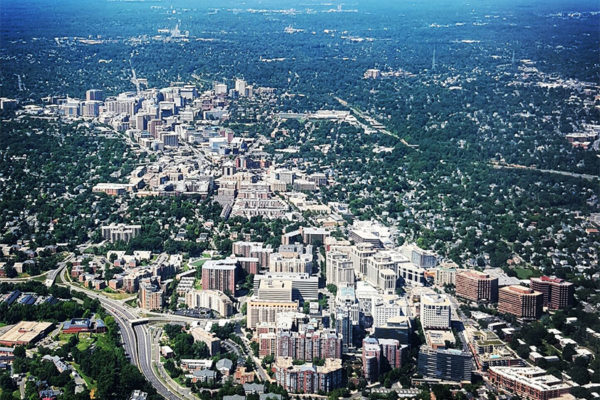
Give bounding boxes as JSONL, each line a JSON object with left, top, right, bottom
{"left": 0, "top": 321, "right": 53, "bottom": 345}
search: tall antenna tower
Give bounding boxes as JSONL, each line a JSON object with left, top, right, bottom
{"left": 432, "top": 48, "right": 436, "bottom": 71}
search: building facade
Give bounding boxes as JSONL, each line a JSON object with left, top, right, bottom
{"left": 202, "top": 259, "right": 237, "bottom": 294}
{"left": 456, "top": 270, "right": 498, "bottom": 303}
{"left": 498, "top": 285, "right": 543, "bottom": 319}
{"left": 420, "top": 294, "right": 452, "bottom": 330}
{"left": 530, "top": 276, "right": 574, "bottom": 310}
{"left": 274, "top": 358, "right": 343, "bottom": 394}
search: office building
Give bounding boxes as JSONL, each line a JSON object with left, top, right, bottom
{"left": 274, "top": 357, "right": 343, "bottom": 394}
{"left": 257, "top": 279, "right": 293, "bottom": 302}
{"left": 488, "top": 366, "right": 573, "bottom": 400}
{"left": 235, "top": 79, "right": 247, "bottom": 96}
{"left": 372, "top": 296, "right": 407, "bottom": 328}
{"left": 246, "top": 298, "right": 299, "bottom": 329}
{"left": 253, "top": 273, "right": 318, "bottom": 302}
{"left": 434, "top": 263, "right": 458, "bottom": 287}
{"left": 335, "top": 307, "right": 353, "bottom": 351}
{"left": 456, "top": 270, "right": 498, "bottom": 303}
{"left": 420, "top": 294, "right": 452, "bottom": 330}
{"left": 417, "top": 346, "right": 472, "bottom": 382}
{"left": 401, "top": 244, "right": 438, "bottom": 268}
{"left": 530, "top": 276, "right": 574, "bottom": 310}
{"left": 202, "top": 259, "right": 237, "bottom": 294}
{"left": 86, "top": 89, "right": 104, "bottom": 101}
{"left": 326, "top": 251, "right": 354, "bottom": 287}
{"left": 350, "top": 243, "right": 376, "bottom": 276}
{"left": 498, "top": 285, "right": 543, "bottom": 319}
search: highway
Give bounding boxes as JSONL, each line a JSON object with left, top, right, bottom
{"left": 58, "top": 267, "right": 189, "bottom": 400}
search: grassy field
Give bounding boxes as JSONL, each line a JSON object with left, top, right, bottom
{"left": 513, "top": 267, "right": 541, "bottom": 280}
{"left": 101, "top": 288, "right": 135, "bottom": 300}
{"left": 191, "top": 259, "right": 209, "bottom": 268}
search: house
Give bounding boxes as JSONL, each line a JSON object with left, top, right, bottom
{"left": 161, "top": 346, "right": 174, "bottom": 359}
{"left": 243, "top": 383, "right": 265, "bottom": 395}
{"left": 216, "top": 358, "right": 233, "bottom": 376}
{"left": 234, "top": 366, "right": 255, "bottom": 384}
{"left": 189, "top": 369, "right": 217, "bottom": 383}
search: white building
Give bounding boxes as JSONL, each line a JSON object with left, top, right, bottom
{"left": 372, "top": 295, "right": 408, "bottom": 328}
{"left": 420, "top": 294, "right": 452, "bottom": 330}
{"left": 326, "top": 251, "right": 355, "bottom": 287}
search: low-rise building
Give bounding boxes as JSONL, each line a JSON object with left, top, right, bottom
{"left": 488, "top": 366, "right": 574, "bottom": 400}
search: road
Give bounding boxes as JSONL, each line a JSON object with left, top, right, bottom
{"left": 490, "top": 161, "right": 599, "bottom": 181}
{"left": 45, "top": 254, "right": 73, "bottom": 287}
{"left": 333, "top": 96, "right": 418, "bottom": 149}
{"left": 58, "top": 267, "right": 189, "bottom": 400}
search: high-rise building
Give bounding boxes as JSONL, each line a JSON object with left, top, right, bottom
{"left": 214, "top": 82, "right": 227, "bottom": 95}
{"left": 246, "top": 298, "right": 299, "bottom": 329}
{"left": 139, "top": 282, "right": 164, "bottom": 310}
{"left": 350, "top": 243, "right": 376, "bottom": 276}
{"left": 529, "top": 276, "right": 574, "bottom": 310}
{"left": 498, "top": 285, "right": 543, "bottom": 319}
{"left": 201, "top": 259, "right": 237, "bottom": 294}
{"left": 274, "top": 357, "right": 343, "bottom": 394}
{"left": 362, "top": 337, "right": 381, "bottom": 382}
{"left": 257, "top": 279, "right": 292, "bottom": 302}
{"left": 326, "top": 251, "right": 354, "bottom": 287}
{"left": 420, "top": 294, "right": 452, "bottom": 330}
{"left": 362, "top": 337, "right": 403, "bottom": 382}
{"left": 456, "top": 270, "right": 498, "bottom": 303}
{"left": 235, "top": 79, "right": 247, "bottom": 96}
{"left": 276, "top": 327, "right": 342, "bottom": 361}
{"left": 335, "top": 307, "right": 353, "bottom": 352}
{"left": 190, "top": 328, "right": 221, "bottom": 356}
{"left": 372, "top": 296, "right": 407, "bottom": 328}
{"left": 434, "top": 263, "right": 458, "bottom": 287}
{"left": 101, "top": 224, "right": 141, "bottom": 243}
{"left": 417, "top": 346, "right": 472, "bottom": 382}
{"left": 185, "top": 289, "right": 233, "bottom": 316}
{"left": 82, "top": 100, "right": 101, "bottom": 117}
{"left": 86, "top": 89, "right": 104, "bottom": 101}
{"left": 253, "top": 273, "right": 318, "bottom": 302}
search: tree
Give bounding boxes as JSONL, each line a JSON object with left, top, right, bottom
{"left": 326, "top": 284, "right": 338, "bottom": 296}
{"left": 13, "top": 345, "right": 26, "bottom": 358}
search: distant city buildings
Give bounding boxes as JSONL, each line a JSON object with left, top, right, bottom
{"left": 101, "top": 224, "right": 141, "bottom": 243}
